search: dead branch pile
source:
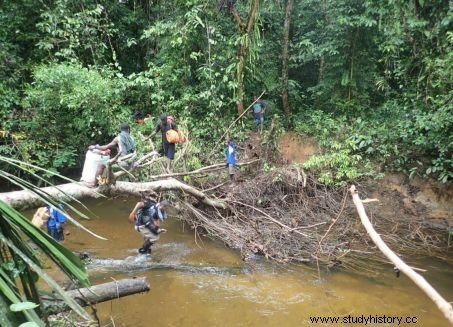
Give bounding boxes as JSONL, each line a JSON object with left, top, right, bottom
{"left": 179, "top": 167, "right": 451, "bottom": 272}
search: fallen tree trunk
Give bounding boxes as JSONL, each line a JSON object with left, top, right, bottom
{"left": 0, "top": 178, "right": 226, "bottom": 210}
{"left": 349, "top": 185, "right": 453, "bottom": 325}
{"left": 112, "top": 179, "right": 226, "bottom": 209}
{"left": 44, "top": 277, "right": 149, "bottom": 314}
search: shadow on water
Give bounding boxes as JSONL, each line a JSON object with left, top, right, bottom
{"left": 22, "top": 197, "right": 453, "bottom": 327}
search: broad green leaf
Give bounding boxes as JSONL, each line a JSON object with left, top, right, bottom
{"left": 10, "top": 302, "right": 39, "bottom": 312}
{"left": 0, "top": 173, "right": 107, "bottom": 241}
{"left": 0, "top": 234, "right": 92, "bottom": 321}
{"left": 0, "top": 201, "right": 90, "bottom": 286}
{"left": 19, "top": 323, "right": 40, "bottom": 327}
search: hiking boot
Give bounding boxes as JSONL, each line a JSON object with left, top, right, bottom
{"left": 138, "top": 248, "right": 147, "bottom": 254}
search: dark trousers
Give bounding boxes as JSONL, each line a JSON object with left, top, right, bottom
{"left": 163, "top": 142, "right": 176, "bottom": 160}
{"left": 48, "top": 227, "right": 64, "bottom": 241}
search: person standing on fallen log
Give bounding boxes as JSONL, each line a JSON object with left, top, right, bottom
{"left": 149, "top": 114, "right": 180, "bottom": 173}
{"left": 129, "top": 194, "right": 169, "bottom": 254}
{"left": 87, "top": 123, "right": 136, "bottom": 186}
{"left": 225, "top": 138, "right": 237, "bottom": 182}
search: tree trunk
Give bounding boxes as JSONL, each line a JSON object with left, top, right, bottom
{"left": 231, "top": 0, "right": 260, "bottom": 114}
{"left": 44, "top": 277, "right": 150, "bottom": 314}
{"left": 236, "top": 54, "right": 246, "bottom": 113}
{"left": 0, "top": 178, "right": 226, "bottom": 210}
{"left": 281, "top": 0, "right": 293, "bottom": 116}
{"left": 349, "top": 185, "right": 453, "bottom": 325}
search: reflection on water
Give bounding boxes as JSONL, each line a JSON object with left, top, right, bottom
{"left": 24, "top": 198, "right": 453, "bottom": 327}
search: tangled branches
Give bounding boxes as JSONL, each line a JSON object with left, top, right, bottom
{"left": 178, "top": 167, "right": 451, "bottom": 272}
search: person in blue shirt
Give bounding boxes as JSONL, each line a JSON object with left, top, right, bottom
{"left": 47, "top": 204, "right": 67, "bottom": 242}
{"left": 225, "top": 138, "right": 237, "bottom": 182}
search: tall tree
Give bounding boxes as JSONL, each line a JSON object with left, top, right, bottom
{"left": 281, "top": 0, "right": 293, "bottom": 116}
{"left": 230, "top": 0, "right": 260, "bottom": 114}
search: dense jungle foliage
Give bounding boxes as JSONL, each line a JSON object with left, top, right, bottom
{"left": 0, "top": 0, "right": 451, "bottom": 185}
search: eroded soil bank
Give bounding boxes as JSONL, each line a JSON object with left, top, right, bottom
{"left": 178, "top": 132, "right": 452, "bottom": 269}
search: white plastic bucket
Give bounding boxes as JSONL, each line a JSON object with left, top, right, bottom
{"left": 80, "top": 151, "right": 109, "bottom": 184}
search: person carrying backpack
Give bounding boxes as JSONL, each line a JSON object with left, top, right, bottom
{"left": 129, "top": 194, "right": 170, "bottom": 254}
{"left": 250, "top": 96, "right": 267, "bottom": 133}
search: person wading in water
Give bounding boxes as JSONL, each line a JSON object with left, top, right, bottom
{"left": 129, "top": 194, "right": 170, "bottom": 254}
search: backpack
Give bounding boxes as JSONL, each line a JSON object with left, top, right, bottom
{"left": 135, "top": 200, "right": 158, "bottom": 226}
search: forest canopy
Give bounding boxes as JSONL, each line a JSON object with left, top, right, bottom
{"left": 0, "top": 0, "right": 451, "bottom": 184}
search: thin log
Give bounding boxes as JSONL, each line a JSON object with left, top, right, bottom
{"left": 146, "top": 159, "right": 260, "bottom": 180}
{"left": 44, "top": 277, "right": 149, "bottom": 314}
{"left": 114, "top": 151, "right": 159, "bottom": 178}
{"left": 0, "top": 179, "right": 226, "bottom": 210}
{"left": 208, "top": 92, "right": 265, "bottom": 158}
{"left": 349, "top": 185, "right": 453, "bottom": 325}
{"left": 230, "top": 200, "right": 308, "bottom": 237}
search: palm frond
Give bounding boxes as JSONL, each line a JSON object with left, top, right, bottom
{"left": 0, "top": 234, "right": 92, "bottom": 321}
{"left": 0, "top": 172, "right": 107, "bottom": 240}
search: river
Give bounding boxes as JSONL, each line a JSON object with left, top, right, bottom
{"left": 26, "top": 198, "right": 453, "bottom": 326}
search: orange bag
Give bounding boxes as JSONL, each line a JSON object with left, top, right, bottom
{"left": 178, "top": 130, "right": 186, "bottom": 143}
{"left": 166, "top": 129, "right": 180, "bottom": 143}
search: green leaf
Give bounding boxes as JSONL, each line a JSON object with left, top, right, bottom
{"left": 19, "top": 323, "right": 40, "bottom": 327}
{"left": 0, "top": 171, "right": 107, "bottom": 241}
{"left": 0, "top": 273, "right": 43, "bottom": 326}
{"left": 10, "top": 302, "right": 39, "bottom": 312}
{"left": 0, "top": 234, "right": 92, "bottom": 321}
{"left": 0, "top": 201, "right": 90, "bottom": 286}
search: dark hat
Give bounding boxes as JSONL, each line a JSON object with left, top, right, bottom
{"left": 120, "top": 123, "right": 130, "bottom": 131}
{"left": 133, "top": 111, "right": 143, "bottom": 119}
{"left": 160, "top": 114, "right": 167, "bottom": 121}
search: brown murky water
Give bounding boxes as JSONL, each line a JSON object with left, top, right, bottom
{"left": 26, "top": 198, "right": 453, "bottom": 326}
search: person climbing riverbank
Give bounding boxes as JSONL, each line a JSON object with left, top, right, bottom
{"left": 225, "top": 138, "right": 237, "bottom": 182}
{"left": 129, "top": 193, "right": 170, "bottom": 254}
{"left": 250, "top": 96, "right": 267, "bottom": 133}
{"left": 149, "top": 114, "right": 181, "bottom": 173}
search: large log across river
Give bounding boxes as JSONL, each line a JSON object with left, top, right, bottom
{"left": 0, "top": 159, "right": 260, "bottom": 210}
{"left": 0, "top": 178, "right": 226, "bottom": 210}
